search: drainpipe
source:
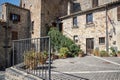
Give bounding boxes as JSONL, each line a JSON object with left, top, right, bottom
{"left": 105, "top": 6, "right": 109, "bottom": 53}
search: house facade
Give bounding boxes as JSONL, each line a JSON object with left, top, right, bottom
{"left": 0, "top": 3, "right": 31, "bottom": 68}
{"left": 61, "top": 0, "right": 120, "bottom": 54}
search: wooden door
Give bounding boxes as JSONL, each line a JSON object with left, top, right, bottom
{"left": 86, "top": 38, "right": 94, "bottom": 55}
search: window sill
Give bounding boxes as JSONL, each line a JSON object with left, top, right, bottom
{"left": 85, "top": 23, "right": 95, "bottom": 28}
{"left": 99, "top": 43, "right": 105, "bottom": 45}
{"left": 72, "top": 25, "right": 79, "bottom": 29}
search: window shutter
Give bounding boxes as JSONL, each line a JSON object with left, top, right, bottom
{"left": 117, "top": 6, "right": 120, "bottom": 21}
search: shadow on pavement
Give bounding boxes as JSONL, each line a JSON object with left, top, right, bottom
{"left": 52, "top": 70, "right": 89, "bottom": 80}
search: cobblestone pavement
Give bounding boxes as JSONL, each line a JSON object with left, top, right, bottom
{"left": 0, "top": 71, "right": 5, "bottom": 80}
{"left": 51, "top": 56, "right": 120, "bottom": 80}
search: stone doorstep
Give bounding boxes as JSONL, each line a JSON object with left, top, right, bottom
{"left": 5, "top": 67, "right": 43, "bottom": 80}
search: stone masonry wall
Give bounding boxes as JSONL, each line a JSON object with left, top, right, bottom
{"left": 0, "top": 3, "right": 31, "bottom": 67}
{"left": 62, "top": 6, "right": 120, "bottom": 53}
{"left": 21, "top": 0, "right": 41, "bottom": 38}
{"left": 5, "top": 67, "right": 43, "bottom": 80}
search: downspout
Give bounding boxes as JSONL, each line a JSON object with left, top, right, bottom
{"left": 105, "top": 5, "right": 109, "bottom": 53}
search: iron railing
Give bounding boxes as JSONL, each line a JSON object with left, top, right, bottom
{"left": 12, "top": 36, "right": 51, "bottom": 80}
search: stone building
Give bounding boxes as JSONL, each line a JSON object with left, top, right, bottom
{"left": 20, "top": 0, "right": 71, "bottom": 38}
{"left": 0, "top": 3, "right": 31, "bottom": 68}
{"left": 61, "top": 0, "right": 120, "bottom": 54}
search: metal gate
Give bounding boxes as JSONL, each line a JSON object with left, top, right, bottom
{"left": 12, "top": 36, "right": 51, "bottom": 80}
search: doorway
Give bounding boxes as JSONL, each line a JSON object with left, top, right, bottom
{"left": 86, "top": 38, "right": 94, "bottom": 55}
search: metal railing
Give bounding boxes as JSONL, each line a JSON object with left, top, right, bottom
{"left": 12, "top": 36, "right": 51, "bottom": 80}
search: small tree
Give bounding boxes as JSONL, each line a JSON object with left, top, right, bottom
{"left": 48, "top": 28, "right": 63, "bottom": 51}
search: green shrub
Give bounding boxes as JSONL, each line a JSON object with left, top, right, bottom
{"left": 118, "top": 51, "right": 120, "bottom": 54}
{"left": 48, "top": 28, "right": 74, "bottom": 52}
{"left": 110, "top": 47, "right": 117, "bottom": 56}
{"left": 69, "top": 44, "right": 80, "bottom": 57}
{"left": 99, "top": 50, "right": 109, "bottom": 57}
{"left": 59, "top": 47, "right": 69, "bottom": 58}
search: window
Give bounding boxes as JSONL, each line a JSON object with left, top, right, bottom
{"left": 73, "top": 35, "right": 78, "bottom": 43}
{"left": 86, "top": 13, "right": 93, "bottom": 24}
{"left": 31, "top": 21, "right": 34, "bottom": 34}
{"left": 92, "top": 0, "right": 98, "bottom": 8}
{"left": 23, "top": 4, "right": 25, "bottom": 8}
{"left": 10, "top": 13, "right": 20, "bottom": 22}
{"left": 117, "top": 6, "right": 120, "bottom": 21}
{"left": 73, "top": 3, "right": 81, "bottom": 12}
{"left": 31, "top": 21, "right": 34, "bottom": 30}
{"left": 99, "top": 37, "right": 105, "bottom": 44}
{"left": 73, "top": 17, "right": 78, "bottom": 27}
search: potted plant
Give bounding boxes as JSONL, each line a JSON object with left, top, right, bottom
{"left": 99, "top": 50, "right": 109, "bottom": 57}
{"left": 110, "top": 47, "right": 117, "bottom": 57}
{"left": 59, "top": 47, "right": 69, "bottom": 58}
{"left": 78, "top": 49, "right": 84, "bottom": 57}
{"left": 24, "top": 50, "right": 38, "bottom": 69}
{"left": 93, "top": 48, "right": 99, "bottom": 56}
{"left": 117, "top": 51, "right": 120, "bottom": 57}
{"left": 38, "top": 51, "right": 48, "bottom": 64}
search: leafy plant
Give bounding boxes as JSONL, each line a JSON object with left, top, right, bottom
{"left": 99, "top": 50, "right": 109, "bottom": 57}
{"left": 48, "top": 28, "right": 74, "bottom": 52}
{"left": 48, "top": 28, "right": 63, "bottom": 51}
{"left": 24, "top": 50, "right": 38, "bottom": 69}
{"left": 118, "top": 51, "right": 120, "bottom": 54}
{"left": 59, "top": 47, "right": 69, "bottom": 58}
{"left": 37, "top": 51, "right": 48, "bottom": 64}
{"left": 93, "top": 48, "right": 99, "bottom": 56}
{"left": 78, "top": 49, "right": 84, "bottom": 57}
{"left": 69, "top": 44, "right": 80, "bottom": 57}
{"left": 110, "top": 47, "right": 117, "bottom": 56}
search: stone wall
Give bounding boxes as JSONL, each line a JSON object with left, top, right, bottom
{"left": 20, "top": 0, "right": 69, "bottom": 37}
{"left": 72, "top": 0, "right": 119, "bottom": 12}
{"left": 62, "top": 6, "right": 120, "bottom": 53}
{"left": 0, "top": 24, "right": 6, "bottom": 68}
{"left": 5, "top": 67, "right": 43, "bottom": 80}
{"left": 0, "top": 3, "right": 31, "bottom": 67}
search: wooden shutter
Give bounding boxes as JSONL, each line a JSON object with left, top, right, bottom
{"left": 92, "top": 0, "right": 98, "bottom": 8}
{"left": 117, "top": 6, "right": 120, "bottom": 21}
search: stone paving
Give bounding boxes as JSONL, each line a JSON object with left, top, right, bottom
{"left": 0, "top": 71, "right": 5, "bottom": 80}
{"left": 51, "top": 56, "right": 120, "bottom": 80}
{"left": 2, "top": 56, "right": 120, "bottom": 80}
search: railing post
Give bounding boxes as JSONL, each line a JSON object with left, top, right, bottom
{"left": 48, "top": 37, "right": 51, "bottom": 80}
{"left": 12, "top": 41, "right": 15, "bottom": 67}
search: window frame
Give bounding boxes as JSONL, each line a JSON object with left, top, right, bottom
{"left": 73, "top": 16, "right": 78, "bottom": 28}
{"left": 10, "top": 13, "right": 20, "bottom": 22}
{"left": 99, "top": 37, "right": 105, "bottom": 45}
{"left": 86, "top": 13, "right": 93, "bottom": 24}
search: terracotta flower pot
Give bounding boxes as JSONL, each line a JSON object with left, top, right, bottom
{"left": 117, "top": 53, "right": 120, "bottom": 57}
